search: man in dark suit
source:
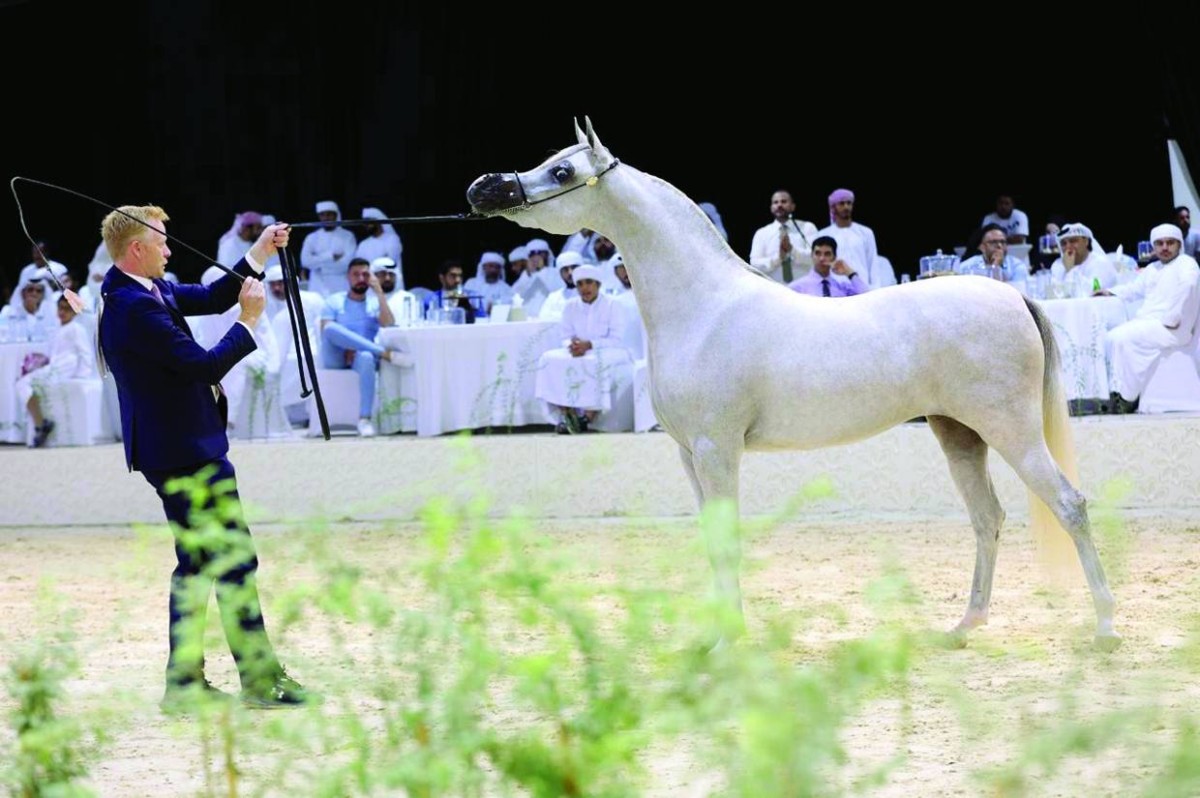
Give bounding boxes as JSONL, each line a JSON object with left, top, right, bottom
{"left": 98, "top": 204, "right": 310, "bottom": 711}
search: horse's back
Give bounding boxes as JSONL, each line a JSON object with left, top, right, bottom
{"left": 689, "top": 277, "right": 1047, "bottom": 451}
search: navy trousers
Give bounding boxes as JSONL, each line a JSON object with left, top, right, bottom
{"left": 142, "top": 456, "right": 279, "bottom": 688}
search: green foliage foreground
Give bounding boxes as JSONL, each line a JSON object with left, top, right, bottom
{"left": 3, "top": 476, "right": 1200, "bottom": 796}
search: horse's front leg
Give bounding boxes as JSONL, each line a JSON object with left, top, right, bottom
{"left": 682, "top": 436, "right": 746, "bottom": 646}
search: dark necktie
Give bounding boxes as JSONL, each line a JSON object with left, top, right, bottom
{"left": 821, "top": 278, "right": 831, "bottom": 297}
{"left": 779, "top": 225, "right": 793, "bottom": 283}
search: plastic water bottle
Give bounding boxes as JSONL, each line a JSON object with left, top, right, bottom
{"left": 509, "top": 293, "right": 527, "bottom": 322}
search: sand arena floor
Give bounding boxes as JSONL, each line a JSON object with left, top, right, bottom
{"left": 1, "top": 510, "right": 1197, "bottom": 796}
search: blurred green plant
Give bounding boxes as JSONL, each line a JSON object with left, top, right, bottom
{"left": 1, "top": 601, "right": 98, "bottom": 798}
{"left": 8, "top": 456, "right": 1199, "bottom": 797}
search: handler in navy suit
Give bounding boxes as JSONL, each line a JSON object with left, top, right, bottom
{"left": 98, "top": 205, "right": 310, "bottom": 711}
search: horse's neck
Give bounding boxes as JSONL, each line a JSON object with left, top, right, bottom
{"left": 598, "top": 166, "right": 745, "bottom": 333}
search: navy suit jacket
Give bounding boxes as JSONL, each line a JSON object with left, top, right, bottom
{"left": 99, "top": 261, "right": 258, "bottom": 472}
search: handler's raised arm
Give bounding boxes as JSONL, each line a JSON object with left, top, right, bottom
{"left": 248, "top": 223, "right": 291, "bottom": 271}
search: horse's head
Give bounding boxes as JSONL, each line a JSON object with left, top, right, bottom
{"left": 466, "top": 117, "right": 618, "bottom": 235}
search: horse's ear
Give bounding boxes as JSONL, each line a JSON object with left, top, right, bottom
{"left": 584, "top": 116, "right": 612, "bottom": 160}
{"left": 574, "top": 117, "right": 587, "bottom": 146}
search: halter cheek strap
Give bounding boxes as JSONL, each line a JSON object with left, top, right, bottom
{"left": 513, "top": 159, "right": 621, "bottom": 209}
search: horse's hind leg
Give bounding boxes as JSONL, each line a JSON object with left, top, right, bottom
{"left": 993, "top": 437, "right": 1119, "bottom": 650}
{"left": 929, "top": 416, "right": 1005, "bottom": 641}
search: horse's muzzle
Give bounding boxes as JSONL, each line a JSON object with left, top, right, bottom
{"left": 466, "top": 173, "right": 525, "bottom": 213}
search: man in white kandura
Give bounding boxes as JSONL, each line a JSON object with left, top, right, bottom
{"left": 1049, "top": 222, "right": 1116, "bottom": 293}
{"left": 300, "top": 200, "right": 358, "bottom": 297}
{"left": 1096, "top": 222, "right": 1200, "bottom": 413}
{"left": 534, "top": 264, "right": 631, "bottom": 434}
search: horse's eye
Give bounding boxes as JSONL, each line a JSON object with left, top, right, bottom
{"left": 551, "top": 163, "right": 574, "bottom": 183}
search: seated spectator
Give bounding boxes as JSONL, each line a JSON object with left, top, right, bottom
{"left": 186, "top": 266, "right": 283, "bottom": 436}
{"left": 1096, "top": 223, "right": 1200, "bottom": 413}
{"left": 956, "top": 223, "right": 1024, "bottom": 281}
{"left": 560, "top": 228, "right": 597, "bottom": 261}
{"left": 508, "top": 246, "right": 530, "bottom": 292}
{"left": 0, "top": 271, "right": 56, "bottom": 340}
{"left": 423, "top": 260, "right": 483, "bottom": 321}
{"left": 79, "top": 240, "right": 114, "bottom": 312}
{"left": 537, "top": 251, "right": 582, "bottom": 320}
{"left": 11, "top": 241, "right": 67, "bottom": 312}
{"left": 609, "top": 256, "right": 645, "bottom": 358}
{"left": 588, "top": 234, "right": 617, "bottom": 267}
{"left": 788, "top": 236, "right": 867, "bottom": 297}
{"left": 216, "top": 211, "right": 264, "bottom": 267}
{"left": 463, "top": 251, "right": 514, "bottom": 314}
{"left": 16, "top": 295, "right": 97, "bottom": 447}
{"left": 264, "top": 265, "right": 326, "bottom": 426}
{"left": 264, "top": 265, "right": 326, "bottom": 326}
{"left": 605, "top": 253, "right": 631, "bottom": 296}
{"left": 534, "top": 265, "right": 631, "bottom": 434}
{"left": 370, "top": 257, "right": 419, "bottom": 326}
{"left": 525, "top": 238, "right": 555, "bottom": 276}
{"left": 1049, "top": 223, "right": 1117, "bottom": 293}
{"left": 321, "top": 258, "right": 402, "bottom": 436}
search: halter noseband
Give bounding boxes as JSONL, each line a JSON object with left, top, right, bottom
{"left": 511, "top": 158, "right": 621, "bottom": 209}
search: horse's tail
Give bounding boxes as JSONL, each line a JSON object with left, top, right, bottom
{"left": 1023, "top": 296, "right": 1079, "bottom": 573}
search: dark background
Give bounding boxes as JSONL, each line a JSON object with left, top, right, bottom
{"left": 2, "top": 3, "right": 1195, "bottom": 294}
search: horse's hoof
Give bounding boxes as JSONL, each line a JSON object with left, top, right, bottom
{"left": 706, "top": 636, "right": 736, "bottom": 656}
{"left": 939, "top": 629, "right": 969, "bottom": 650}
{"left": 1094, "top": 632, "right": 1123, "bottom": 653}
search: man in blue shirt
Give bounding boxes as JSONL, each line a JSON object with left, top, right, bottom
{"left": 320, "top": 257, "right": 398, "bottom": 436}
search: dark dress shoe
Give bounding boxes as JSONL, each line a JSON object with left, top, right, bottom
{"left": 240, "top": 670, "right": 317, "bottom": 709}
{"left": 563, "top": 412, "right": 581, "bottom": 434}
{"left": 555, "top": 421, "right": 570, "bottom": 435}
{"left": 32, "top": 420, "right": 55, "bottom": 448}
{"left": 160, "top": 679, "right": 233, "bottom": 714}
{"left": 1109, "top": 392, "right": 1140, "bottom": 415}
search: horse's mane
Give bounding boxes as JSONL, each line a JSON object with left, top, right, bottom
{"left": 626, "top": 165, "right": 742, "bottom": 266}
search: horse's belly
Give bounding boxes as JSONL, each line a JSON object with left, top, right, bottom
{"left": 744, "top": 406, "right": 916, "bottom": 452}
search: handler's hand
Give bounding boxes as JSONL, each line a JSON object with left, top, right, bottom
{"left": 249, "top": 222, "right": 291, "bottom": 265}
{"left": 237, "top": 276, "right": 266, "bottom": 327}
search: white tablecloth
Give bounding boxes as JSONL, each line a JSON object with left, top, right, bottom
{"left": 1037, "top": 297, "right": 1128, "bottom": 400}
{"left": 378, "top": 319, "right": 560, "bottom": 436}
{"left": 0, "top": 341, "right": 50, "bottom": 444}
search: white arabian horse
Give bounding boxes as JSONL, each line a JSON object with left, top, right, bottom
{"left": 466, "top": 119, "right": 1120, "bottom": 651}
